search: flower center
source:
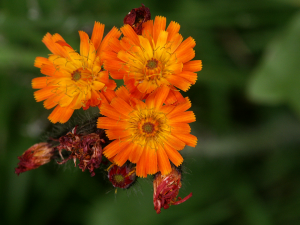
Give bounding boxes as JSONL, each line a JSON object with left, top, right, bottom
{"left": 113, "top": 174, "right": 125, "bottom": 184}
{"left": 142, "top": 122, "right": 155, "bottom": 134}
{"left": 146, "top": 59, "right": 158, "bottom": 69}
{"left": 72, "top": 71, "right": 81, "bottom": 82}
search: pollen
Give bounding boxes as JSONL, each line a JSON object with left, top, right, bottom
{"left": 142, "top": 122, "right": 154, "bottom": 133}
{"left": 72, "top": 71, "right": 81, "bottom": 82}
{"left": 146, "top": 59, "right": 158, "bottom": 69}
{"left": 114, "top": 174, "right": 125, "bottom": 183}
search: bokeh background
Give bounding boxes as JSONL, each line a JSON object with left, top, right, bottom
{"left": 1, "top": 0, "right": 300, "bottom": 224}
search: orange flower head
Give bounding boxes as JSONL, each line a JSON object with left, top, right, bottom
{"left": 97, "top": 85, "right": 197, "bottom": 178}
{"left": 104, "top": 16, "right": 202, "bottom": 104}
{"left": 33, "top": 22, "right": 121, "bottom": 123}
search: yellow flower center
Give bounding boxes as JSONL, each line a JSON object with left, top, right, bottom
{"left": 146, "top": 59, "right": 158, "bottom": 69}
{"left": 143, "top": 58, "right": 163, "bottom": 81}
{"left": 142, "top": 122, "right": 155, "bottom": 134}
{"left": 127, "top": 108, "right": 170, "bottom": 148}
{"left": 114, "top": 174, "right": 125, "bottom": 183}
{"left": 72, "top": 70, "right": 81, "bottom": 82}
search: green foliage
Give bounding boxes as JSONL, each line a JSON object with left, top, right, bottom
{"left": 248, "top": 12, "right": 300, "bottom": 117}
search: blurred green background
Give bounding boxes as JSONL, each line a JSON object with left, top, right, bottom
{"left": 1, "top": 0, "right": 300, "bottom": 224}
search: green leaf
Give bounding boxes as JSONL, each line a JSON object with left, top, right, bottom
{"left": 248, "top": 11, "right": 300, "bottom": 116}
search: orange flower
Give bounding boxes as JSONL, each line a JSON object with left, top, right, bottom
{"left": 103, "top": 16, "right": 202, "bottom": 104}
{"left": 33, "top": 22, "right": 121, "bottom": 123}
{"left": 97, "top": 85, "right": 197, "bottom": 177}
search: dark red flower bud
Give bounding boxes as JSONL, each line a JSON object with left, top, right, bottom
{"left": 108, "top": 164, "right": 136, "bottom": 189}
{"left": 153, "top": 167, "right": 192, "bottom": 214}
{"left": 57, "top": 127, "right": 105, "bottom": 176}
{"left": 15, "top": 142, "right": 54, "bottom": 175}
{"left": 124, "top": 4, "right": 151, "bottom": 35}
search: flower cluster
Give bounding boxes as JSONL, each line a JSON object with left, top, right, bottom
{"left": 15, "top": 5, "right": 201, "bottom": 214}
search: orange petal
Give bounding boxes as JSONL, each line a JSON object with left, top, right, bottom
{"left": 52, "top": 33, "right": 66, "bottom": 43}
{"left": 105, "top": 129, "right": 132, "bottom": 140}
{"left": 59, "top": 106, "right": 74, "bottom": 123}
{"left": 169, "top": 111, "right": 196, "bottom": 123}
{"left": 42, "top": 33, "right": 68, "bottom": 58}
{"left": 177, "top": 71, "right": 197, "bottom": 84}
{"left": 153, "top": 16, "right": 166, "bottom": 44}
{"left": 98, "top": 26, "right": 121, "bottom": 60}
{"left": 167, "top": 75, "right": 192, "bottom": 92}
{"left": 165, "top": 62, "right": 183, "bottom": 75}
{"left": 91, "top": 21, "right": 105, "bottom": 51}
{"left": 103, "top": 139, "right": 130, "bottom": 159}
{"left": 168, "top": 88, "right": 186, "bottom": 104}
{"left": 175, "top": 37, "right": 196, "bottom": 54}
{"left": 172, "top": 133, "right": 197, "bottom": 147}
{"left": 165, "top": 133, "right": 186, "bottom": 150}
{"left": 105, "top": 37, "right": 122, "bottom": 53}
{"left": 111, "top": 97, "right": 134, "bottom": 117}
{"left": 40, "top": 64, "right": 68, "bottom": 77}
{"left": 138, "top": 36, "right": 153, "bottom": 59}
{"left": 115, "top": 86, "right": 131, "bottom": 104}
{"left": 97, "top": 117, "right": 127, "bottom": 130}
{"left": 175, "top": 48, "right": 195, "bottom": 64}
{"left": 183, "top": 60, "right": 202, "bottom": 72}
{"left": 166, "top": 21, "right": 180, "bottom": 42}
{"left": 101, "top": 89, "right": 117, "bottom": 103}
{"left": 167, "top": 97, "right": 191, "bottom": 117}
{"left": 153, "top": 85, "right": 170, "bottom": 109}
{"left": 157, "top": 144, "right": 172, "bottom": 175}
{"left": 34, "top": 86, "right": 56, "bottom": 102}
{"left": 142, "top": 20, "right": 153, "bottom": 43}
{"left": 168, "top": 33, "right": 183, "bottom": 53}
{"left": 121, "top": 24, "right": 140, "bottom": 46}
{"left": 48, "top": 105, "right": 73, "bottom": 124}
{"left": 43, "top": 91, "right": 64, "bottom": 109}
{"left": 32, "top": 77, "right": 51, "bottom": 89}
{"left": 128, "top": 143, "right": 143, "bottom": 163}
{"left": 100, "top": 103, "right": 126, "bottom": 120}
{"left": 34, "top": 57, "right": 50, "bottom": 68}
{"left": 144, "top": 146, "right": 158, "bottom": 175}
{"left": 48, "top": 105, "right": 63, "bottom": 123}
{"left": 108, "top": 70, "right": 126, "bottom": 80}
{"left": 160, "top": 104, "right": 175, "bottom": 114}
{"left": 113, "top": 143, "right": 133, "bottom": 166}
{"left": 136, "top": 147, "right": 147, "bottom": 178}
{"left": 59, "top": 93, "right": 75, "bottom": 108}
{"left": 79, "top": 31, "right": 90, "bottom": 66}
{"left": 169, "top": 122, "right": 191, "bottom": 134}
{"left": 163, "top": 143, "right": 183, "bottom": 167}
{"left": 154, "top": 30, "right": 168, "bottom": 58}
{"left": 164, "top": 90, "right": 178, "bottom": 105}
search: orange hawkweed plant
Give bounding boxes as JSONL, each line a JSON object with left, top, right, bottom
{"left": 33, "top": 22, "right": 120, "bottom": 123}
{"left": 97, "top": 85, "right": 197, "bottom": 177}
{"left": 16, "top": 4, "right": 202, "bottom": 214}
{"left": 104, "top": 16, "right": 202, "bottom": 104}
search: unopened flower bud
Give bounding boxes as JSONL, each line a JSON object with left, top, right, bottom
{"left": 153, "top": 167, "right": 192, "bottom": 214}
{"left": 15, "top": 142, "right": 54, "bottom": 175}
{"left": 123, "top": 4, "right": 151, "bottom": 35}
